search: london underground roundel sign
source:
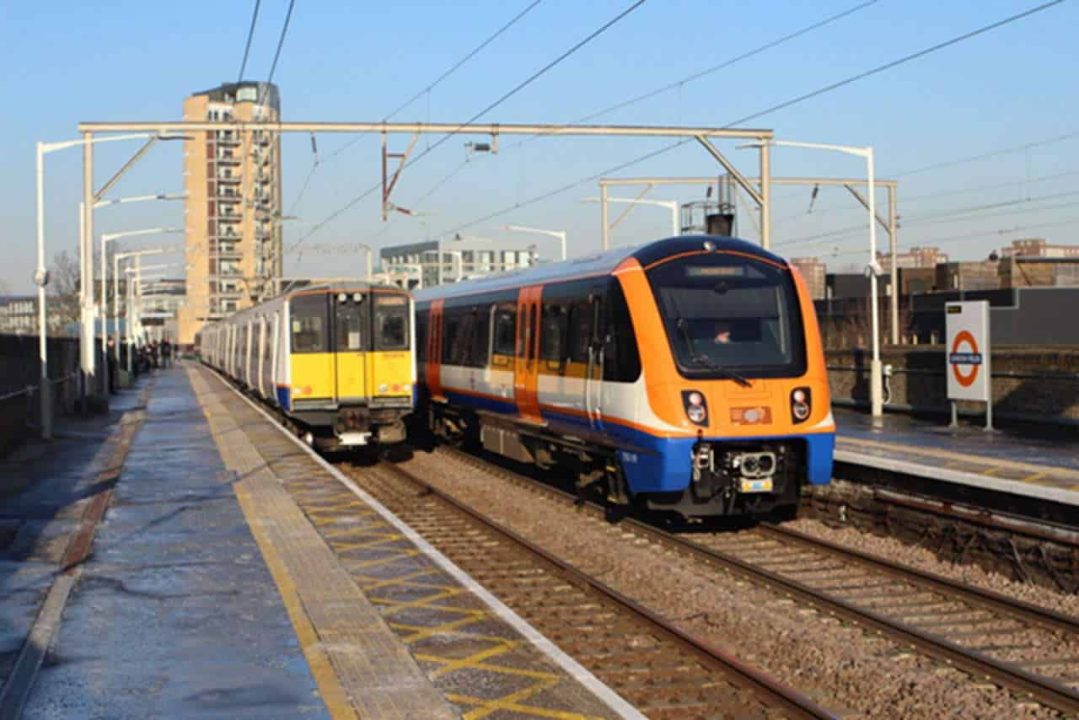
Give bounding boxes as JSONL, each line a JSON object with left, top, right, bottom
{"left": 945, "top": 301, "right": 991, "bottom": 402}
{"left": 949, "top": 330, "right": 981, "bottom": 387}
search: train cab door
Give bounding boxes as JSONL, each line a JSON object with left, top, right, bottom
{"left": 514, "top": 286, "right": 543, "bottom": 423}
{"left": 333, "top": 293, "right": 367, "bottom": 404}
{"left": 289, "top": 293, "right": 335, "bottom": 404}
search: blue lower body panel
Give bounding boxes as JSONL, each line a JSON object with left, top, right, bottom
{"left": 436, "top": 389, "right": 835, "bottom": 496}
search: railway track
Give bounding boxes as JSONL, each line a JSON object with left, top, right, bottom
{"left": 436, "top": 446, "right": 1079, "bottom": 717}
{"left": 343, "top": 460, "right": 836, "bottom": 720}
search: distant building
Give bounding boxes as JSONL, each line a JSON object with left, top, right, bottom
{"left": 789, "top": 257, "right": 826, "bottom": 300}
{"left": 935, "top": 260, "right": 1000, "bottom": 293}
{"left": 898, "top": 267, "right": 936, "bottom": 296}
{"left": 380, "top": 239, "right": 538, "bottom": 289}
{"left": 0, "top": 296, "right": 37, "bottom": 335}
{"left": 878, "top": 246, "right": 948, "bottom": 271}
{"left": 1002, "top": 238, "right": 1079, "bottom": 259}
{"left": 998, "top": 256, "right": 1079, "bottom": 288}
{"left": 177, "top": 81, "right": 282, "bottom": 346}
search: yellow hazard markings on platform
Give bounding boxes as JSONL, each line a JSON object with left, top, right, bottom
{"left": 232, "top": 482, "right": 359, "bottom": 720}
{"left": 838, "top": 435, "right": 1079, "bottom": 486}
{"left": 294, "top": 486, "right": 609, "bottom": 720}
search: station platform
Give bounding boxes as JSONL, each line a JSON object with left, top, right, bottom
{"left": 0, "top": 363, "right": 634, "bottom": 720}
{"left": 834, "top": 408, "right": 1079, "bottom": 510}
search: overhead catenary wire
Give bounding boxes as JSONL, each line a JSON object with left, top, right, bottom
{"left": 289, "top": 0, "right": 649, "bottom": 254}
{"left": 383, "top": 0, "right": 547, "bottom": 121}
{"left": 322, "top": 0, "right": 548, "bottom": 165}
{"left": 434, "top": 0, "right": 1066, "bottom": 240}
{"left": 404, "top": 0, "right": 879, "bottom": 211}
{"left": 258, "top": 0, "right": 297, "bottom": 106}
{"left": 772, "top": 168, "right": 1079, "bottom": 228}
{"left": 237, "top": 0, "right": 262, "bottom": 82}
{"left": 775, "top": 186, "right": 1079, "bottom": 248}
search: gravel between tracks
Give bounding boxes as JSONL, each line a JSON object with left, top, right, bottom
{"left": 397, "top": 449, "right": 1068, "bottom": 720}
{"left": 782, "top": 516, "right": 1079, "bottom": 619}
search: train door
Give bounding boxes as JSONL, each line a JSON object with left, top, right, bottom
{"left": 257, "top": 316, "right": 267, "bottom": 397}
{"left": 289, "top": 293, "right": 335, "bottom": 403}
{"left": 425, "top": 300, "right": 444, "bottom": 399}
{"left": 582, "top": 292, "right": 605, "bottom": 432}
{"left": 333, "top": 294, "right": 367, "bottom": 404}
{"left": 514, "top": 286, "right": 542, "bottom": 422}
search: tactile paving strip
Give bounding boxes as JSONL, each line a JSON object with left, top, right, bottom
{"left": 201, "top": 369, "right": 617, "bottom": 720}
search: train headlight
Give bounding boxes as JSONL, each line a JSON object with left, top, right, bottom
{"left": 337, "top": 292, "right": 348, "bottom": 303}
{"left": 682, "top": 390, "right": 708, "bottom": 426}
{"left": 352, "top": 292, "right": 363, "bottom": 302}
{"left": 791, "top": 387, "right": 811, "bottom": 423}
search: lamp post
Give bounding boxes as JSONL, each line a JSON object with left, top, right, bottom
{"left": 98, "top": 220, "right": 183, "bottom": 392}
{"left": 763, "top": 139, "right": 884, "bottom": 418}
{"left": 583, "top": 196, "right": 680, "bottom": 246}
{"left": 35, "top": 133, "right": 183, "bottom": 437}
{"left": 114, "top": 248, "right": 173, "bottom": 373}
{"left": 504, "top": 225, "right": 567, "bottom": 261}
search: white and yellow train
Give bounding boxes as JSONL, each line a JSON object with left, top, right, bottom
{"left": 196, "top": 282, "right": 415, "bottom": 450}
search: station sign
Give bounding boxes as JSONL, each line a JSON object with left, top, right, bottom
{"left": 945, "top": 300, "right": 991, "bottom": 403}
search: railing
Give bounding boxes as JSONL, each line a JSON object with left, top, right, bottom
{"left": 0, "top": 370, "right": 80, "bottom": 447}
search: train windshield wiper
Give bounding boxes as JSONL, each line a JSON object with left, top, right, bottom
{"left": 676, "top": 317, "right": 752, "bottom": 387}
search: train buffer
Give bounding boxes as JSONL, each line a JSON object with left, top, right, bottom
{"left": 0, "top": 363, "right": 638, "bottom": 720}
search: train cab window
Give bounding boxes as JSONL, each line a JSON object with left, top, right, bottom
{"left": 291, "top": 294, "right": 328, "bottom": 353}
{"left": 647, "top": 253, "right": 805, "bottom": 378}
{"left": 491, "top": 305, "right": 516, "bottom": 364}
{"left": 375, "top": 295, "right": 409, "bottom": 350}
{"left": 334, "top": 296, "right": 366, "bottom": 351}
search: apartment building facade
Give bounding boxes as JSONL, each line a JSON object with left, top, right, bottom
{"left": 176, "top": 81, "right": 282, "bottom": 346}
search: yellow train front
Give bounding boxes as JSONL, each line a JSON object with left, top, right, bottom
{"left": 198, "top": 282, "right": 415, "bottom": 452}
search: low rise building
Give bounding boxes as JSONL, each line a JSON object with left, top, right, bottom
{"left": 380, "top": 239, "right": 538, "bottom": 289}
{"left": 789, "top": 257, "right": 826, "bottom": 300}
{"left": 0, "top": 296, "right": 37, "bottom": 335}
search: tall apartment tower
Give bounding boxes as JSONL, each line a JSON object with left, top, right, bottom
{"left": 177, "top": 81, "right": 282, "bottom": 346}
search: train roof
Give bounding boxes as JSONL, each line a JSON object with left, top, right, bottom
{"left": 414, "top": 235, "right": 788, "bottom": 303}
{"left": 285, "top": 280, "right": 407, "bottom": 295}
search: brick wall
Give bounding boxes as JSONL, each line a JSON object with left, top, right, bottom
{"left": 827, "top": 346, "right": 1079, "bottom": 423}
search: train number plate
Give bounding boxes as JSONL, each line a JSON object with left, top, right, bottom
{"left": 739, "top": 478, "right": 773, "bottom": 493}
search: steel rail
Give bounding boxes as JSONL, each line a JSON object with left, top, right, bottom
{"left": 757, "top": 522, "right": 1079, "bottom": 634}
{"left": 376, "top": 460, "right": 836, "bottom": 720}
{"left": 437, "top": 446, "right": 1079, "bottom": 716}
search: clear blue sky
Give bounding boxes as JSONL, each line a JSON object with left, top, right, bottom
{"left": 1, "top": 0, "right": 1076, "bottom": 292}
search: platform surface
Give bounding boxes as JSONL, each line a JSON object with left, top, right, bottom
{"left": 7, "top": 370, "right": 329, "bottom": 719}
{"left": 834, "top": 408, "right": 1079, "bottom": 506}
{"left": 0, "top": 364, "right": 632, "bottom": 720}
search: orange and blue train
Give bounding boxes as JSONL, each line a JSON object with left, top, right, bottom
{"left": 415, "top": 236, "right": 834, "bottom": 518}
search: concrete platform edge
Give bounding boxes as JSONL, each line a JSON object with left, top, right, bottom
{"left": 835, "top": 449, "right": 1078, "bottom": 506}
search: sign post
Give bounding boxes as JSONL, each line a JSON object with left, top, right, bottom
{"left": 945, "top": 300, "right": 992, "bottom": 431}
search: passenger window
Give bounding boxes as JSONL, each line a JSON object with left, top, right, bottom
{"left": 375, "top": 295, "right": 409, "bottom": 350}
{"left": 291, "top": 295, "right": 328, "bottom": 353}
{"left": 540, "top": 304, "right": 567, "bottom": 363}
{"left": 567, "top": 301, "right": 593, "bottom": 364}
{"left": 492, "top": 306, "right": 516, "bottom": 358}
{"left": 469, "top": 309, "right": 489, "bottom": 367}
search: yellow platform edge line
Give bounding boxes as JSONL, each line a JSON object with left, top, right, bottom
{"left": 187, "top": 364, "right": 358, "bottom": 720}
{"left": 838, "top": 434, "right": 1079, "bottom": 480}
{"left": 232, "top": 478, "right": 359, "bottom": 720}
